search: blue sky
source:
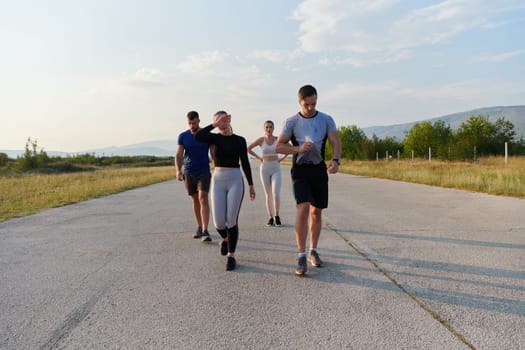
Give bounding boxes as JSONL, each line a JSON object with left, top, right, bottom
{"left": 1, "top": 0, "right": 524, "bottom": 152}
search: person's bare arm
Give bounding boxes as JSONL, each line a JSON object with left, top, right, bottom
{"left": 276, "top": 135, "right": 312, "bottom": 154}
{"left": 327, "top": 130, "right": 342, "bottom": 174}
{"left": 247, "top": 137, "right": 263, "bottom": 162}
{"left": 175, "top": 145, "right": 185, "bottom": 181}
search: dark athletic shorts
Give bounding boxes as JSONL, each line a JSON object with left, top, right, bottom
{"left": 291, "top": 163, "right": 328, "bottom": 209}
{"left": 184, "top": 172, "right": 211, "bottom": 196}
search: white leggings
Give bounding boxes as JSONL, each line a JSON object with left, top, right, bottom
{"left": 259, "top": 160, "right": 281, "bottom": 217}
{"left": 211, "top": 168, "right": 244, "bottom": 230}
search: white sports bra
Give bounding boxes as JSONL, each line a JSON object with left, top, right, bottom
{"left": 261, "top": 137, "right": 278, "bottom": 157}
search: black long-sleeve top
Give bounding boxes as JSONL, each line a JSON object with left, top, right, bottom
{"left": 195, "top": 124, "right": 254, "bottom": 186}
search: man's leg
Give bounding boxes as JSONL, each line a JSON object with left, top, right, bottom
{"left": 198, "top": 190, "right": 211, "bottom": 242}
{"left": 190, "top": 193, "right": 203, "bottom": 238}
{"left": 190, "top": 193, "right": 202, "bottom": 228}
{"left": 309, "top": 205, "right": 323, "bottom": 249}
{"left": 196, "top": 172, "right": 212, "bottom": 241}
{"left": 294, "top": 202, "right": 310, "bottom": 275}
{"left": 292, "top": 167, "right": 312, "bottom": 275}
{"left": 308, "top": 206, "right": 324, "bottom": 267}
{"left": 295, "top": 202, "right": 310, "bottom": 252}
{"left": 307, "top": 165, "right": 327, "bottom": 267}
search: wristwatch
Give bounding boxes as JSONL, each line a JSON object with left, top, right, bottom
{"left": 332, "top": 159, "right": 340, "bottom": 166}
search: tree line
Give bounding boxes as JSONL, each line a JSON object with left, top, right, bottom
{"left": 2, "top": 114, "right": 524, "bottom": 173}
{"left": 331, "top": 115, "right": 525, "bottom": 161}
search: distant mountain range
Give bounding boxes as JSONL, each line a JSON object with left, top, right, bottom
{"left": 2, "top": 106, "right": 523, "bottom": 158}
{"left": 1, "top": 140, "right": 177, "bottom": 159}
{"left": 82, "top": 140, "right": 178, "bottom": 157}
{"left": 362, "top": 105, "right": 525, "bottom": 141}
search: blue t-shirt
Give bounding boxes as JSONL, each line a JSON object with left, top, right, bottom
{"left": 177, "top": 129, "right": 210, "bottom": 174}
{"left": 281, "top": 111, "right": 337, "bottom": 165}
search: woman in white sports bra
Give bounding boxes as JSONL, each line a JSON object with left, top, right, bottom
{"left": 248, "top": 120, "right": 288, "bottom": 226}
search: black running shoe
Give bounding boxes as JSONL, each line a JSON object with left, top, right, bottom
{"left": 226, "top": 256, "right": 236, "bottom": 271}
{"left": 274, "top": 216, "right": 282, "bottom": 226}
{"left": 193, "top": 228, "right": 203, "bottom": 239}
{"left": 201, "top": 230, "right": 212, "bottom": 242}
{"left": 295, "top": 256, "right": 307, "bottom": 276}
{"left": 266, "top": 217, "right": 274, "bottom": 226}
{"left": 220, "top": 240, "right": 228, "bottom": 256}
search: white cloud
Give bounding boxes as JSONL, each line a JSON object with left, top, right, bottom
{"left": 324, "top": 80, "right": 489, "bottom": 105}
{"left": 249, "top": 50, "right": 285, "bottom": 63}
{"left": 88, "top": 52, "right": 274, "bottom": 103}
{"left": 224, "top": 64, "right": 273, "bottom": 99}
{"left": 129, "top": 67, "right": 164, "bottom": 87}
{"left": 292, "top": 0, "right": 521, "bottom": 64}
{"left": 473, "top": 50, "right": 525, "bottom": 62}
{"left": 319, "top": 57, "right": 330, "bottom": 65}
{"left": 175, "top": 51, "right": 273, "bottom": 100}
{"left": 133, "top": 67, "right": 162, "bottom": 81}
{"left": 247, "top": 49, "right": 304, "bottom": 63}
{"left": 332, "top": 49, "right": 412, "bottom": 67}
{"left": 176, "top": 51, "right": 229, "bottom": 74}
{"left": 85, "top": 67, "right": 169, "bottom": 98}
{"left": 321, "top": 79, "right": 525, "bottom": 126}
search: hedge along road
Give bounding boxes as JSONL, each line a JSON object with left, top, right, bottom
{"left": 1, "top": 162, "right": 524, "bottom": 350}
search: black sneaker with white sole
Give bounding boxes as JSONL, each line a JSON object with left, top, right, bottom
{"left": 193, "top": 228, "right": 203, "bottom": 239}
{"left": 274, "top": 216, "right": 282, "bottom": 226}
{"left": 201, "top": 230, "right": 212, "bottom": 242}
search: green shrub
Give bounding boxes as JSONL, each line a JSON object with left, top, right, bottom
{"left": 16, "top": 138, "right": 49, "bottom": 171}
{"left": 0, "top": 153, "right": 8, "bottom": 167}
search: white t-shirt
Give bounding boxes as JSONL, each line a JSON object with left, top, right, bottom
{"left": 280, "top": 111, "right": 337, "bottom": 165}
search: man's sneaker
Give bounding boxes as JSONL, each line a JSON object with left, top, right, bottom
{"left": 274, "top": 216, "right": 282, "bottom": 226}
{"left": 295, "top": 256, "right": 307, "bottom": 276}
{"left": 201, "top": 230, "right": 212, "bottom": 242}
{"left": 308, "top": 250, "right": 324, "bottom": 267}
{"left": 226, "top": 256, "right": 236, "bottom": 271}
{"left": 220, "top": 240, "right": 228, "bottom": 256}
{"left": 193, "top": 228, "right": 203, "bottom": 239}
{"left": 266, "top": 217, "right": 274, "bottom": 226}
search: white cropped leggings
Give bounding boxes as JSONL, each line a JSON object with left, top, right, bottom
{"left": 260, "top": 160, "right": 281, "bottom": 217}
{"left": 211, "top": 168, "right": 244, "bottom": 230}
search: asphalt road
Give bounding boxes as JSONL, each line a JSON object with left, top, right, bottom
{"left": 1, "top": 163, "right": 524, "bottom": 349}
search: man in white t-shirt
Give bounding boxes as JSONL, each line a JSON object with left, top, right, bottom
{"left": 276, "top": 84, "right": 342, "bottom": 276}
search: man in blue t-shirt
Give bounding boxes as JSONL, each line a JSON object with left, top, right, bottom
{"left": 176, "top": 111, "right": 212, "bottom": 242}
{"left": 276, "top": 85, "right": 342, "bottom": 276}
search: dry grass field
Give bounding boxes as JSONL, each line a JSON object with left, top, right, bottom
{"left": 0, "top": 167, "right": 175, "bottom": 221}
{"left": 1, "top": 157, "right": 523, "bottom": 222}
{"left": 339, "top": 156, "right": 525, "bottom": 198}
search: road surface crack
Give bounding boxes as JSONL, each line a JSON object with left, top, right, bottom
{"left": 326, "top": 222, "right": 478, "bottom": 350}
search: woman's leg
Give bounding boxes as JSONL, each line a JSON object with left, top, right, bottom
{"left": 260, "top": 162, "right": 274, "bottom": 217}
{"left": 272, "top": 165, "right": 282, "bottom": 216}
{"left": 213, "top": 172, "right": 230, "bottom": 257}
{"left": 226, "top": 225, "right": 239, "bottom": 253}
{"left": 211, "top": 172, "right": 227, "bottom": 230}
{"left": 226, "top": 170, "right": 244, "bottom": 254}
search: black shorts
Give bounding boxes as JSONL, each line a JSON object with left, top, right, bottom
{"left": 184, "top": 172, "right": 211, "bottom": 196}
{"left": 291, "top": 163, "right": 328, "bottom": 209}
